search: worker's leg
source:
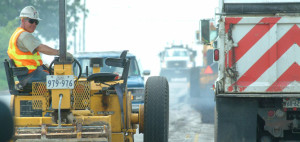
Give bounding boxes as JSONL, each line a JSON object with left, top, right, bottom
{"left": 29, "top": 66, "right": 49, "bottom": 83}
{"left": 17, "top": 66, "right": 49, "bottom": 83}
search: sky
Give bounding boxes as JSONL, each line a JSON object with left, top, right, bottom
{"left": 82, "top": 0, "right": 219, "bottom": 75}
{"left": 49, "top": 0, "right": 219, "bottom": 75}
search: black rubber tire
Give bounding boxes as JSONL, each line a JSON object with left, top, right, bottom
{"left": 144, "top": 76, "right": 169, "bottom": 142}
{"left": 0, "top": 101, "right": 14, "bottom": 142}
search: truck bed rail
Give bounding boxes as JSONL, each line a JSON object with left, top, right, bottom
{"left": 217, "top": 93, "right": 300, "bottom": 98}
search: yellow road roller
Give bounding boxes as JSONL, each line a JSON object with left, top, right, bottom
{"left": 3, "top": 1, "right": 169, "bottom": 141}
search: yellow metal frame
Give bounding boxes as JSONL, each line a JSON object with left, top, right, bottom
{"left": 51, "top": 64, "right": 73, "bottom": 109}
{"left": 10, "top": 60, "right": 143, "bottom": 142}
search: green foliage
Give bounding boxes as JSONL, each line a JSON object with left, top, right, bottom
{"left": 0, "top": 0, "right": 88, "bottom": 41}
{"left": 0, "top": 19, "right": 18, "bottom": 54}
{"left": 0, "top": 19, "right": 18, "bottom": 91}
{"left": 0, "top": 69, "right": 8, "bottom": 91}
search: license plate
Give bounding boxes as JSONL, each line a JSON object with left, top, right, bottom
{"left": 46, "top": 75, "right": 74, "bottom": 89}
{"left": 283, "top": 98, "right": 300, "bottom": 108}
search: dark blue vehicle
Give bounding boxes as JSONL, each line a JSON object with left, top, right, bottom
{"left": 73, "top": 51, "right": 150, "bottom": 112}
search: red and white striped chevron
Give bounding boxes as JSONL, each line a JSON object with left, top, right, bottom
{"left": 223, "top": 17, "right": 300, "bottom": 93}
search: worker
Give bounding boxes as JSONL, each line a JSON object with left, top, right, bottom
{"left": 7, "top": 6, "right": 73, "bottom": 86}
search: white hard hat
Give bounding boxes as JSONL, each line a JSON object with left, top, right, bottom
{"left": 19, "top": 6, "right": 41, "bottom": 20}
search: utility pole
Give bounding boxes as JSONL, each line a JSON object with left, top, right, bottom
{"left": 79, "top": 30, "right": 82, "bottom": 52}
{"left": 74, "top": 29, "right": 77, "bottom": 54}
{"left": 82, "top": 0, "right": 86, "bottom": 52}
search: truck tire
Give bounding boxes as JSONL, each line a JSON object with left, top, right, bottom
{"left": 190, "top": 67, "right": 200, "bottom": 97}
{"left": 201, "top": 106, "right": 214, "bottom": 123}
{"left": 215, "top": 97, "right": 258, "bottom": 142}
{"left": 144, "top": 76, "right": 169, "bottom": 142}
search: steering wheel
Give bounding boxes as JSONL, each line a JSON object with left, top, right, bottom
{"left": 48, "top": 57, "right": 82, "bottom": 81}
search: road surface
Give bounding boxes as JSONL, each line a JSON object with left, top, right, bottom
{"left": 134, "top": 80, "right": 215, "bottom": 142}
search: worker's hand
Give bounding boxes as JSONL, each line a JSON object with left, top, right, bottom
{"left": 66, "top": 52, "right": 74, "bottom": 62}
{"left": 44, "top": 64, "right": 49, "bottom": 68}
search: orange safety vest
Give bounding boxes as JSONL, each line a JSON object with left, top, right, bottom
{"left": 7, "top": 27, "right": 43, "bottom": 74}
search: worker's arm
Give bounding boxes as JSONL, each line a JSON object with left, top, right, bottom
{"left": 36, "top": 44, "right": 59, "bottom": 55}
{"left": 36, "top": 44, "right": 73, "bottom": 60}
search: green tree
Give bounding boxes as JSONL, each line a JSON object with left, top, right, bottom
{"left": 0, "top": 0, "right": 88, "bottom": 41}
{"left": 0, "top": 19, "right": 18, "bottom": 90}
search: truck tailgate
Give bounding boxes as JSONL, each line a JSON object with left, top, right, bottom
{"left": 223, "top": 17, "right": 300, "bottom": 93}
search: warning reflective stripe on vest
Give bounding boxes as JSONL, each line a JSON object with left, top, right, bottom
{"left": 7, "top": 27, "right": 43, "bottom": 73}
{"left": 9, "top": 47, "right": 42, "bottom": 59}
{"left": 13, "top": 59, "right": 42, "bottom": 67}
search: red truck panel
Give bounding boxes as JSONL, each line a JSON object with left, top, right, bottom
{"left": 223, "top": 17, "right": 300, "bottom": 93}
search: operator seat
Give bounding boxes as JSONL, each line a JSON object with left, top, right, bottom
{"left": 86, "top": 50, "right": 130, "bottom": 89}
{"left": 3, "top": 59, "right": 32, "bottom": 95}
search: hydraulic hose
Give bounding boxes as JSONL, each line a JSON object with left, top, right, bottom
{"left": 74, "top": 59, "right": 82, "bottom": 81}
{"left": 58, "top": 94, "right": 63, "bottom": 128}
